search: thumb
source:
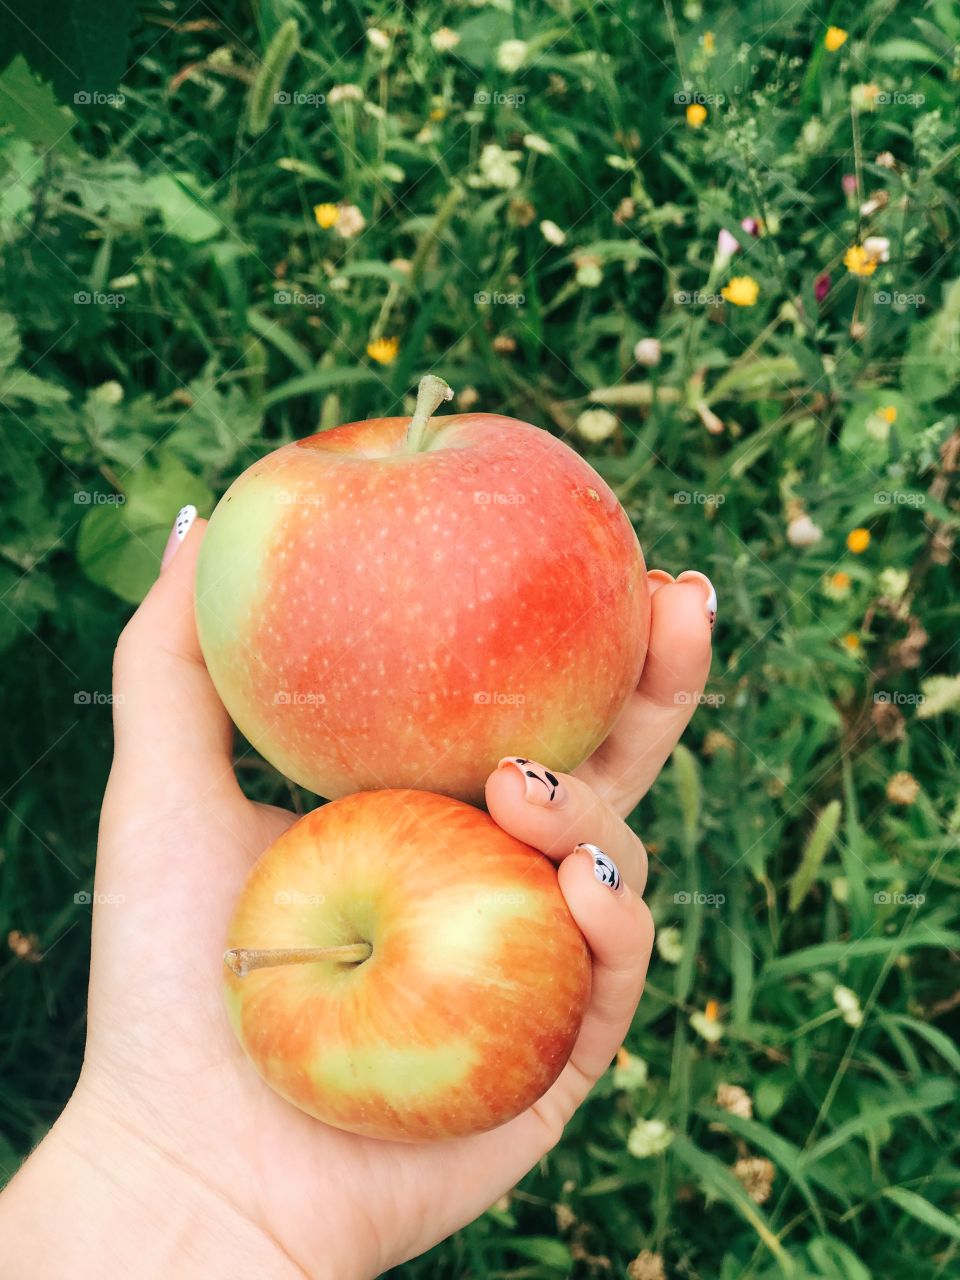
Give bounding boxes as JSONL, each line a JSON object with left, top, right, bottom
{"left": 108, "top": 506, "right": 239, "bottom": 812}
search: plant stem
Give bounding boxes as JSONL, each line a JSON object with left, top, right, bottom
{"left": 224, "top": 943, "right": 372, "bottom": 976}
{"left": 405, "top": 375, "right": 454, "bottom": 452}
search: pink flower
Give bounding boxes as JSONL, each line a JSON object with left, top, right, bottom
{"left": 814, "top": 272, "right": 831, "bottom": 302}
{"left": 842, "top": 174, "right": 858, "bottom": 196}
{"left": 740, "top": 217, "right": 761, "bottom": 237}
{"left": 717, "top": 227, "right": 740, "bottom": 257}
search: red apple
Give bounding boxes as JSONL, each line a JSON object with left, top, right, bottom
{"left": 223, "top": 788, "right": 591, "bottom": 1141}
{"left": 196, "top": 378, "right": 649, "bottom": 803}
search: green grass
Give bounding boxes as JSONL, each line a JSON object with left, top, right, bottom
{"left": 2, "top": 1, "right": 959, "bottom": 1275}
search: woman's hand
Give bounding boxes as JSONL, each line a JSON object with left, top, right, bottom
{"left": 0, "top": 515, "right": 713, "bottom": 1279}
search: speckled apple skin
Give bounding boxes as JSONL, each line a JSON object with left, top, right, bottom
{"left": 224, "top": 789, "right": 591, "bottom": 1141}
{"left": 196, "top": 412, "right": 649, "bottom": 803}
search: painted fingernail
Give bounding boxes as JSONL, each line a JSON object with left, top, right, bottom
{"left": 576, "top": 843, "right": 624, "bottom": 893}
{"left": 497, "top": 757, "right": 567, "bottom": 806}
{"left": 647, "top": 569, "right": 676, "bottom": 595}
{"left": 161, "top": 505, "right": 197, "bottom": 571}
{"left": 677, "top": 570, "right": 717, "bottom": 627}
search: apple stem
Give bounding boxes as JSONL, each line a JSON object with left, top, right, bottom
{"left": 224, "top": 943, "right": 372, "bottom": 977}
{"left": 405, "top": 375, "right": 454, "bottom": 453}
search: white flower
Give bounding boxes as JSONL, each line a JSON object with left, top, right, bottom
{"left": 477, "top": 143, "right": 522, "bottom": 189}
{"left": 497, "top": 39, "right": 528, "bottom": 73}
{"left": 634, "top": 337, "right": 662, "bottom": 367}
{"left": 716, "top": 1083, "right": 753, "bottom": 1119}
{"left": 523, "top": 132, "right": 552, "bottom": 154}
{"left": 627, "top": 1118, "right": 673, "bottom": 1158}
{"left": 334, "top": 204, "right": 366, "bottom": 239}
{"left": 833, "top": 984, "right": 863, "bottom": 1027}
{"left": 787, "top": 514, "right": 823, "bottom": 547}
{"left": 576, "top": 261, "right": 603, "bottom": 288}
{"left": 690, "top": 1008, "right": 725, "bottom": 1042}
{"left": 328, "top": 84, "right": 364, "bottom": 105}
{"left": 613, "top": 1050, "right": 649, "bottom": 1091}
{"left": 539, "top": 219, "right": 566, "bottom": 246}
{"left": 430, "top": 27, "right": 460, "bottom": 53}
{"left": 656, "top": 925, "right": 683, "bottom": 964}
{"left": 93, "top": 380, "right": 124, "bottom": 405}
{"left": 366, "top": 27, "right": 390, "bottom": 51}
{"left": 879, "top": 567, "right": 909, "bottom": 600}
{"left": 863, "top": 235, "right": 890, "bottom": 263}
{"left": 576, "top": 408, "right": 618, "bottom": 442}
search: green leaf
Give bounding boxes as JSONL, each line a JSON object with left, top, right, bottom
{"left": 263, "top": 365, "right": 384, "bottom": 409}
{"left": 760, "top": 929, "right": 960, "bottom": 980}
{"left": 0, "top": 56, "right": 77, "bottom": 154}
{"left": 247, "top": 18, "right": 300, "bottom": 136}
{"left": 901, "top": 278, "right": 960, "bottom": 404}
{"left": 788, "top": 800, "right": 841, "bottom": 911}
{"left": 671, "top": 743, "right": 701, "bottom": 852}
{"left": 670, "top": 1133, "right": 794, "bottom": 1272}
{"left": 2, "top": 0, "right": 137, "bottom": 106}
{"left": 882, "top": 1186, "right": 960, "bottom": 1242}
{"left": 802, "top": 1079, "right": 955, "bottom": 1165}
{"left": 502, "top": 1237, "right": 573, "bottom": 1271}
{"left": 143, "top": 173, "right": 224, "bottom": 244}
{"left": 76, "top": 451, "right": 212, "bottom": 603}
{"left": 872, "top": 38, "right": 941, "bottom": 61}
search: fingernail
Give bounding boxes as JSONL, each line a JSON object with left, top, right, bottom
{"left": 161, "top": 505, "right": 197, "bottom": 571}
{"left": 497, "top": 757, "right": 567, "bottom": 806}
{"left": 677, "top": 570, "right": 717, "bottom": 627}
{"left": 647, "top": 569, "right": 675, "bottom": 596}
{"left": 576, "top": 843, "right": 624, "bottom": 894}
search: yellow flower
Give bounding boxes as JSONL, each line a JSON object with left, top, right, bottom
{"left": 313, "top": 202, "right": 339, "bottom": 229}
{"left": 879, "top": 404, "right": 897, "bottom": 423}
{"left": 721, "top": 275, "right": 759, "bottom": 306}
{"left": 847, "top": 527, "right": 871, "bottom": 553}
{"left": 844, "top": 244, "right": 878, "bottom": 278}
{"left": 366, "top": 336, "right": 399, "bottom": 365}
{"left": 825, "top": 26, "right": 848, "bottom": 52}
{"left": 824, "top": 570, "right": 852, "bottom": 600}
{"left": 686, "top": 103, "right": 707, "bottom": 128}
{"left": 429, "top": 105, "right": 446, "bottom": 122}
{"left": 702, "top": 31, "right": 716, "bottom": 55}
{"left": 842, "top": 632, "right": 862, "bottom": 656}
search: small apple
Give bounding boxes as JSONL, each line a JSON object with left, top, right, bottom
{"left": 223, "top": 788, "right": 591, "bottom": 1141}
{"left": 196, "top": 377, "right": 649, "bottom": 804}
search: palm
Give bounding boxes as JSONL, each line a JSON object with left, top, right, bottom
{"left": 83, "top": 527, "right": 711, "bottom": 1277}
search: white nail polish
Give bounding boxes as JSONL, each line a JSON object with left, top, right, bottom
{"left": 576, "top": 842, "right": 623, "bottom": 893}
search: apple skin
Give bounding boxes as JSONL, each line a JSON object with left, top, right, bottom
{"left": 196, "top": 410, "right": 649, "bottom": 804}
{"left": 223, "top": 789, "right": 591, "bottom": 1142}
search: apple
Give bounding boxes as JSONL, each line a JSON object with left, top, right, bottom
{"left": 196, "top": 377, "right": 649, "bottom": 803}
{"left": 223, "top": 788, "right": 591, "bottom": 1141}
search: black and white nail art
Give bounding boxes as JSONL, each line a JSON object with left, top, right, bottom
{"left": 498, "top": 757, "right": 566, "bottom": 806}
{"left": 577, "top": 842, "right": 623, "bottom": 892}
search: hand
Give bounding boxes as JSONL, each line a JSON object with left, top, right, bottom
{"left": 0, "top": 520, "right": 713, "bottom": 1279}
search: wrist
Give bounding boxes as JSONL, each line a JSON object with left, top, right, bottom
{"left": 0, "top": 1083, "right": 306, "bottom": 1280}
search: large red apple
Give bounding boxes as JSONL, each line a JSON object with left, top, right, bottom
{"left": 223, "top": 788, "right": 591, "bottom": 1141}
{"left": 196, "top": 378, "right": 649, "bottom": 803}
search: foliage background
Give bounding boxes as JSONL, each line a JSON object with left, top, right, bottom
{"left": 1, "top": 1, "right": 959, "bottom": 1276}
